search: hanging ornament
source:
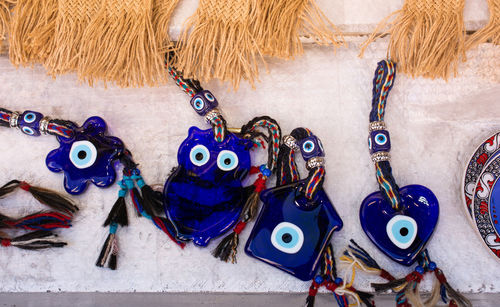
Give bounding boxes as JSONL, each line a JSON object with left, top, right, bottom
{"left": 164, "top": 62, "right": 282, "bottom": 250}
{"left": 357, "top": 60, "right": 471, "bottom": 307}
{"left": 245, "top": 128, "right": 343, "bottom": 281}
{"left": 463, "top": 132, "right": 500, "bottom": 260}
{"left": 0, "top": 107, "right": 180, "bottom": 269}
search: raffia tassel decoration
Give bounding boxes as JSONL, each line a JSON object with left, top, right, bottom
{"left": 0, "top": 0, "right": 15, "bottom": 49}
{"left": 152, "top": 0, "right": 180, "bottom": 57}
{"left": 467, "top": 0, "right": 500, "bottom": 49}
{"left": 174, "top": 0, "right": 261, "bottom": 90}
{"left": 78, "top": 0, "right": 165, "bottom": 87}
{"left": 9, "top": 0, "right": 58, "bottom": 65}
{"left": 360, "top": 0, "right": 467, "bottom": 80}
{"left": 43, "top": 0, "right": 100, "bottom": 75}
{"left": 253, "top": 0, "right": 344, "bottom": 59}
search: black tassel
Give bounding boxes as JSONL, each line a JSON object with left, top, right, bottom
{"left": 304, "top": 295, "right": 315, "bottom": 307}
{"left": 108, "top": 252, "right": 117, "bottom": 270}
{"left": 131, "top": 187, "right": 156, "bottom": 217}
{"left": 23, "top": 182, "right": 79, "bottom": 214}
{"left": 9, "top": 230, "right": 67, "bottom": 250}
{"left": 372, "top": 277, "right": 408, "bottom": 292}
{"left": 104, "top": 197, "right": 128, "bottom": 227}
{"left": 212, "top": 232, "right": 238, "bottom": 262}
{"left": 140, "top": 184, "right": 164, "bottom": 215}
{"left": 96, "top": 233, "right": 115, "bottom": 269}
{"left": 0, "top": 180, "right": 20, "bottom": 197}
{"left": 355, "top": 289, "right": 375, "bottom": 307}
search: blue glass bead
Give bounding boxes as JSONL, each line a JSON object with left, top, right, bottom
{"left": 46, "top": 116, "right": 124, "bottom": 195}
{"left": 260, "top": 164, "right": 272, "bottom": 177}
{"left": 314, "top": 276, "right": 324, "bottom": 284}
{"left": 190, "top": 90, "right": 218, "bottom": 116}
{"left": 415, "top": 266, "right": 424, "bottom": 274}
{"left": 18, "top": 110, "right": 43, "bottom": 136}
{"left": 298, "top": 135, "right": 325, "bottom": 160}
{"left": 245, "top": 180, "right": 343, "bottom": 281}
{"left": 429, "top": 262, "right": 437, "bottom": 271}
{"left": 163, "top": 126, "right": 253, "bottom": 247}
{"left": 334, "top": 278, "right": 343, "bottom": 285}
{"left": 359, "top": 184, "right": 439, "bottom": 266}
{"left": 369, "top": 130, "right": 391, "bottom": 154}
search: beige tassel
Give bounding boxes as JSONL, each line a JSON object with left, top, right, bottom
{"left": 43, "top": 0, "right": 100, "bottom": 75}
{"left": 78, "top": 0, "right": 165, "bottom": 87}
{"left": 175, "top": 0, "right": 261, "bottom": 90}
{"left": 0, "top": 0, "right": 16, "bottom": 50}
{"left": 360, "top": 0, "right": 467, "bottom": 80}
{"left": 467, "top": 0, "right": 500, "bottom": 49}
{"left": 152, "top": 0, "right": 180, "bottom": 61}
{"left": 253, "top": 0, "right": 344, "bottom": 59}
{"left": 9, "top": 0, "right": 58, "bottom": 65}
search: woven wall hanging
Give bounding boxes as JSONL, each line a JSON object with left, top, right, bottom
{"left": 0, "top": 0, "right": 342, "bottom": 89}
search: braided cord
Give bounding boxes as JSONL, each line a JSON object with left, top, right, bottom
{"left": 47, "top": 120, "right": 75, "bottom": 139}
{"left": 304, "top": 166, "right": 326, "bottom": 200}
{"left": 209, "top": 115, "right": 226, "bottom": 142}
{"left": 242, "top": 117, "right": 281, "bottom": 171}
{"left": 167, "top": 66, "right": 197, "bottom": 98}
{"left": 370, "top": 60, "right": 401, "bottom": 211}
{"left": 0, "top": 108, "right": 11, "bottom": 127}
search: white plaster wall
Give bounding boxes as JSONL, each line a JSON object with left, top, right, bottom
{"left": 0, "top": 0, "right": 499, "bottom": 294}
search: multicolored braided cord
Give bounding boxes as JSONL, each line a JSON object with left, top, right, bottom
{"left": 370, "top": 60, "right": 402, "bottom": 210}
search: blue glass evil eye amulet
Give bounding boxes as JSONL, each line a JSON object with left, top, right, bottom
{"left": 245, "top": 180, "right": 343, "bottom": 281}
{"left": 359, "top": 184, "right": 439, "bottom": 266}
{"left": 46, "top": 116, "right": 124, "bottom": 195}
{"left": 163, "top": 127, "right": 253, "bottom": 247}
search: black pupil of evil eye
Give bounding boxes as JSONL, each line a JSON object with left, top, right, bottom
{"left": 196, "top": 153, "right": 204, "bottom": 161}
{"left": 224, "top": 158, "right": 231, "bottom": 165}
{"left": 78, "top": 151, "right": 87, "bottom": 159}
{"left": 282, "top": 233, "right": 292, "bottom": 243}
{"left": 400, "top": 227, "right": 408, "bottom": 236}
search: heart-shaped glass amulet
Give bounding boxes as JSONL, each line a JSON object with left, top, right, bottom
{"left": 359, "top": 184, "right": 439, "bottom": 266}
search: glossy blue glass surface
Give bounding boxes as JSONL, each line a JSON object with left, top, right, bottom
{"left": 163, "top": 126, "right": 253, "bottom": 247}
{"left": 245, "top": 180, "right": 343, "bottom": 281}
{"left": 298, "top": 135, "right": 325, "bottom": 160}
{"left": 18, "top": 110, "right": 43, "bottom": 136}
{"left": 368, "top": 130, "right": 391, "bottom": 154}
{"left": 190, "top": 90, "right": 218, "bottom": 116}
{"left": 359, "top": 184, "right": 439, "bottom": 266}
{"left": 46, "top": 116, "right": 124, "bottom": 195}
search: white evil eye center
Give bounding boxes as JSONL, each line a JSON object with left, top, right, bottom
{"left": 217, "top": 150, "right": 238, "bottom": 171}
{"left": 22, "top": 127, "right": 35, "bottom": 135}
{"left": 375, "top": 133, "right": 387, "bottom": 146}
{"left": 190, "top": 145, "right": 210, "bottom": 166}
{"left": 69, "top": 140, "right": 98, "bottom": 169}
{"left": 386, "top": 215, "right": 417, "bottom": 249}
{"left": 204, "top": 92, "right": 215, "bottom": 102}
{"left": 24, "top": 112, "right": 36, "bottom": 123}
{"left": 318, "top": 139, "right": 324, "bottom": 152}
{"left": 302, "top": 140, "right": 315, "bottom": 153}
{"left": 271, "top": 222, "right": 304, "bottom": 254}
{"left": 193, "top": 98, "right": 205, "bottom": 111}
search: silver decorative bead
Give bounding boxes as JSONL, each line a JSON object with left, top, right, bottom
{"left": 369, "top": 121, "right": 386, "bottom": 132}
{"left": 9, "top": 112, "right": 19, "bottom": 128}
{"left": 204, "top": 108, "right": 221, "bottom": 123}
{"left": 283, "top": 135, "right": 299, "bottom": 150}
{"left": 306, "top": 156, "right": 325, "bottom": 170}
{"left": 39, "top": 117, "right": 51, "bottom": 135}
{"left": 371, "top": 151, "right": 390, "bottom": 163}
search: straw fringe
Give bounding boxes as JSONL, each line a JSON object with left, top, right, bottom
{"left": 0, "top": 0, "right": 15, "bottom": 49}
{"left": 360, "top": 0, "right": 467, "bottom": 80}
{"left": 253, "top": 0, "right": 344, "bottom": 59}
{"left": 466, "top": 0, "right": 500, "bottom": 49}
{"left": 78, "top": 0, "right": 165, "bottom": 87}
{"left": 9, "top": 0, "right": 57, "bottom": 65}
{"left": 42, "top": 0, "right": 99, "bottom": 75}
{"left": 152, "top": 0, "right": 179, "bottom": 60}
{"left": 175, "top": 0, "right": 261, "bottom": 90}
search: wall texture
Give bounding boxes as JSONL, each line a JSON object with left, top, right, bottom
{"left": 0, "top": 0, "right": 499, "bottom": 294}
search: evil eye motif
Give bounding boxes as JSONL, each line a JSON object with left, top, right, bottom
{"left": 375, "top": 133, "right": 388, "bottom": 146}
{"left": 204, "top": 92, "right": 215, "bottom": 102}
{"left": 23, "top": 112, "right": 37, "bottom": 123}
{"left": 302, "top": 140, "right": 315, "bottom": 153}
{"left": 369, "top": 130, "right": 391, "bottom": 154}
{"left": 386, "top": 215, "right": 417, "bottom": 249}
{"left": 163, "top": 127, "right": 253, "bottom": 247}
{"left": 190, "top": 90, "right": 219, "bottom": 116}
{"left": 46, "top": 116, "right": 124, "bottom": 195}
{"left": 192, "top": 98, "right": 205, "bottom": 111}
{"left": 22, "top": 127, "right": 35, "bottom": 135}
{"left": 190, "top": 145, "right": 210, "bottom": 166}
{"left": 217, "top": 150, "right": 239, "bottom": 171}
{"left": 271, "top": 222, "right": 304, "bottom": 254}
{"left": 69, "top": 140, "right": 98, "bottom": 169}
